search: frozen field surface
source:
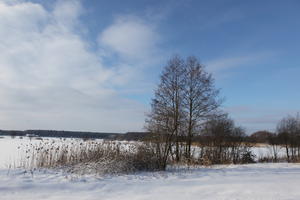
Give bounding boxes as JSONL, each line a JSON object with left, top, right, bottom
{"left": 1, "top": 163, "right": 300, "bottom": 200}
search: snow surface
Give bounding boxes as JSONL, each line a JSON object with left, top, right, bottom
{"left": 1, "top": 137, "right": 300, "bottom": 200}
{"left": 1, "top": 163, "right": 300, "bottom": 200}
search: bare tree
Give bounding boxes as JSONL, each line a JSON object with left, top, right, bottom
{"left": 183, "top": 56, "right": 221, "bottom": 161}
{"left": 277, "top": 114, "right": 300, "bottom": 162}
{"left": 146, "top": 55, "right": 222, "bottom": 167}
{"left": 268, "top": 133, "right": 280, "bottom": 162}
{"left": 146, "top": 55, "right": 185, "bottom": 167}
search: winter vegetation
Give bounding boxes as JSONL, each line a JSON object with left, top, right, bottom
{"left": 1, "top": 0, "right": 300, "bottom": 199}
{"left": 1, "top": 56, "right": 299, "bottom": 174}
{"left": 0, "top": 54, "right": 299, "bottom": 199}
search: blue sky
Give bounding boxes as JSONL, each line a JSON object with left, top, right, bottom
{"left": 0, "top": 0, "right": 299, "bottom": 133}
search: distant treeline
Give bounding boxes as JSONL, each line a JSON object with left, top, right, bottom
{"left": 1, "top": 128, "right": 297, "bottom": 146}
{"left": 0, "top": 129, "right": 149, "bottom": 141}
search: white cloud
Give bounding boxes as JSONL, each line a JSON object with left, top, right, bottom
{"left": 0, "top": 1, "right": 154, "bottom": 132}
{"left": 98, "top": 16, "right": 160, "bottom": 61}
{"left": 52, "top": 0, "right": 82, "bottom": 29}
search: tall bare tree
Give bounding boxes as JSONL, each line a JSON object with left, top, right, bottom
{"left": 146, "top": 55, "right": 185, "bottom": 166}
{"left": 183, "top": 56, "right": 221, "bottom": 160}
{"left": 146, "top": 55, "right": 222, "bottom": 167}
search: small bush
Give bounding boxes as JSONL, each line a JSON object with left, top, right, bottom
{"left": 241, "top": 150, "right": 256, "bottom": 164}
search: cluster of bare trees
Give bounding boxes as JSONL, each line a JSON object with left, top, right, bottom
{"left": 248, "top": 114, "right": 300, "bottom": 163}
{"left": 270, "top": 114, "right": 300, "bottom": 162}
{"left": 145, "top": 56, "right": 251, "bottom": 169}
{"left": 199, "top": 114, "right": 253, "bottom": 164}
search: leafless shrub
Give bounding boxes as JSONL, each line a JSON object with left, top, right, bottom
{"left": 258, "top": 155, "right": 288, "bottom": 163}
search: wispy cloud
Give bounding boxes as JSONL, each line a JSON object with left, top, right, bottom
{"left": 204, "top": 51, "right": 275, "bottom": 78}
{"left": 206, "top": 52, "right": 272, "bottom": 73}
{"left": 225, "top": 105, "right": 300, "bottom": 133}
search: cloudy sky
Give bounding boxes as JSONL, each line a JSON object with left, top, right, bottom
{"left": 0, "top": 0, "right": 299, "bottom": 133}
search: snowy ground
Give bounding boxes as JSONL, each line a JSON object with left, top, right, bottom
{"left": 1, "top": 136, "right": 299, "bottom": 200}
{"left": 1, "top": 163, "right": 300, "bottom": 200}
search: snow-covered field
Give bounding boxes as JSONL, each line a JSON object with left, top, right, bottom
{"left": 0, "top": 136, "right": 90, "bottom": 169}
{"left": 1, "top": 136, "right": 300, "bottom": 200}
